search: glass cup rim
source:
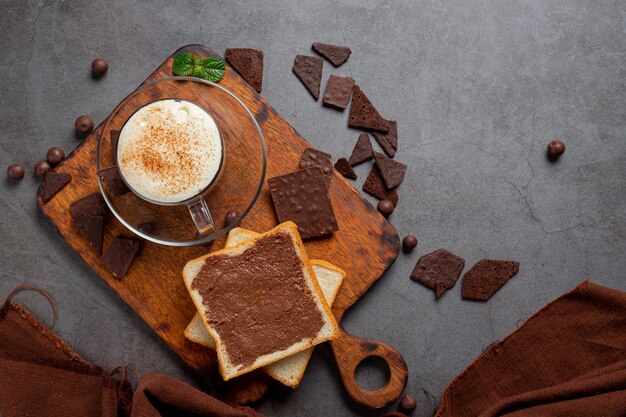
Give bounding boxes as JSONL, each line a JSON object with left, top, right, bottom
{"left": 96, "top": 76, "right": 267, "bottom": 247}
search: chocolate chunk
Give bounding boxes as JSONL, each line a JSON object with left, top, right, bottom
{"left": 70, "top": 193, "right": 106, "bottom": 218}
{"left": 98, "top": 166, "right": 130, "bottom": 195}
{"left": 348, "top": 133, "right": 374, "bottom": 166}
{"left": 110, "top": 130, "right": 120, "bottom": 160}
{"left": 348, "top": 85, "right": 390, "bottom": 133}
{"left": 385, "top": 119, "right": 398, "bottom": 150}
{"left": 411, "top": 249, "right": 465, "bottom": 298}
{"left": 323, "top": 75, "right": 355, "bottom": 110}
{"left": 38, "top": 172, "right": 71, "bottom": 203}
{"left": 292, "top": 55, "right": 323, "bottom": 100}
{"left": 373, "top": 132, "right": 396, "bottom": 158}
{"left": 268, "top": 167, "right": 338, "bottom": 239}
{"left": 300, "top": 148, "right": 333, "bottom": 180}
{"left": 362, "top": 167, "right": 399, "bottom": 206}
{"left": 100, "top": 237, "right": 141, "bottom": 279}
{"left": 311, "top": 43, "right": 351, "bottom": 67}
{"left": 461, "top": 259, "right": 520, "bottom": 301}
{"left": 377, "top": 199, "right": 394, "bottom": 217}
{"left": 374, "top": 152, "right": 406, "bottom": 189}
{"left": 224, "top": 48, "right": 264, "bottom": 93}
{"left": 334, "top": 158, "right": 357, "bottom": 180}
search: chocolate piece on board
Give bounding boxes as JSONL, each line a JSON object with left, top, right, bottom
{"left": 293, "top": 55, "right": 323, "bottom": 100}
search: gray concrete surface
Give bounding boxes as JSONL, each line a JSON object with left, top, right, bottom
{"left": 1, "top": 0, "right": 625, "bottom": 415}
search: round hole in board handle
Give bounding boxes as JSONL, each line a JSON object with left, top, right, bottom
{"left": 354, "top": 355, "right": 392, "bottom": 391}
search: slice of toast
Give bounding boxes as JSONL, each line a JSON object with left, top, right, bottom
{"left": 183, "top": 222, "right": 339, "bottom": 381}
{"left": 185, "top": 227, "right": 345, "bottom": 387}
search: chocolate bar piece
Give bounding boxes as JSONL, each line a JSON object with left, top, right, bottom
{"left": 348, "top": 133, "right": 374, "bottom": 166}
{"left": 100, "top": 237, "right": 141, "bottom": 279}
{"left": 348, "top": 85, "right": 390, "bottom": 133}
{"left": 374, "top": 152, "right": 406, "bottom": 189}
{"left": 411, "top": 249, "right": 465, "bottom": 298}
{"left": 373, "top": 132, "right": 396, "bottom": 158}
{"left": 98, "top": 166, "right": 130, "bottom": 195}
{"left": 323, "top": 75, "right": 355, "bottom": 110}
{"left": 362, "top": 167, "right": 399, "bottom": 206}
{"left": 225, "top": 48, "right": 264, "bottom": 93}
{"left": 293, "top": 55, "right": 323, "bottom": 100}
{"left": 311, "top": 43, "right": 351, "bottom": 67}
{"left": 334, "top": 158, "right": 357, "bottom": 180}
{"left": 462, "top": 259, "right": 520, "bottom": 301}
{"left": 300, "top": 148, "right": 333, "bottom": 181}
{"left": 38, "top": 172, "right": 71, "bottom": 203}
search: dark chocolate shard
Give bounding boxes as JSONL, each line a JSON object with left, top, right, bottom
{"left": 411, "top": 249, "right": 465, "bottom": 298}
{"left": 224, "top": 48, "right": 264, "bottom": 93}
{"left": 268, "top": 167, "right": 338, "bottom": 239}
{"left": 300, "top": 148, "right": 333, "bottom": 181}
{"left": 70, "top": 193, "right": 106, "bottom": 218}
{"left": 98, "top": 166, "right": 130, "bottom": 195}
{"left": 334, "top": 158, "right": 357, "bottom": 180}
{"left": 38, "top": 172, "right": 71, "bottom": 203}
{"left": 385, "top": 119, "right": 398, "bottom": 150}
{"left": 373, "top": 132, "right": 396, "bottom": 158}
{"left": 348, "top": 85, "right": 390, "bottom": 133}
{"left": 348, "top": 133, "right": 374, "bottom": 166}
{"left": 74, "top": 215, "right": 105, "bottom": 255}
{"left": 374, "top": 152, "right": 406, "bottom": 189}
{"left": 323, "top": 75, "right": 355, "bottom": 111}
{"left": 462, "top": 259, "right": 520, "bottom": 301}
{"left": 100, "top": 237, "right": 141, "bottom": 279}
{"left": 312, "top": 43, "right": 351, "bottom": 67}
{"left": 293, "top": 55, "right": 323, "bottom": 100}
{"left": 362, "top": 167, "right": 399, "bottom": 206}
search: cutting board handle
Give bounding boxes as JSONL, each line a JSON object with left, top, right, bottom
{"left": 330, "top": 329, "right": 408, "bottom": 409}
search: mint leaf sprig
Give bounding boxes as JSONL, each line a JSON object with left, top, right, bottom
{"left": 172, "top": 52, "right": 226, "bottom": 82}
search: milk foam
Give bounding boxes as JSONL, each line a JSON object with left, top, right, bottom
{"left": 117, "top": 99, "right": 223, "bottom": 204}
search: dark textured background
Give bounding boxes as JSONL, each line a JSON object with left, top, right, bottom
{"left": 1, "top": 1, "right": 625, "bottom": 416}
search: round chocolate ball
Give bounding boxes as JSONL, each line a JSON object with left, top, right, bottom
{"left": 7, "top": 163, "right": 25, "bottom": 180}
{"left": 46, "top": 147, "right": 65, "bottom": 166}
{"left": 34, "top": 160, "right": 51, "bottom": 177}
{"left": 399, "top": 394, "right": 417, "bottom": 412}
{"left": 91, "top": 58, "right": 109, "bottom": 77}
{"left": 402, "top": 235, "right": 418, "bottom": 253}
{"left": 377, "top": 199, "right": 394, "bottom": 217}
{"left": 225, "top": 210, "right": 240, "bottom": 226}
{"left": 547, "top": 139, "right": 565, "bottom": 160}
{"left": 75, "top": 115, "right": 94, "bottom": 135}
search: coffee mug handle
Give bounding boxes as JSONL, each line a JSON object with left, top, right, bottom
{"left": 187, "top": 197, "right": 215, "bottom": 235}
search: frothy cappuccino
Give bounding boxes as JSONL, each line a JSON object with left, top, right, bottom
{"left": 117, "top": 99, "right": 223, "bottom": 204}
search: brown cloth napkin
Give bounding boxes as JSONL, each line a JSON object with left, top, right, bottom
{"left": 0, "top": 286, "right": 263, "bottom": 417}
{"left": 435, "top": 280, "right": 626, "bottom": 417}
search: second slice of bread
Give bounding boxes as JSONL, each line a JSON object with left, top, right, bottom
{"left": 185, "top": 227, "right": 345, "bottom": 387}
{"left": 183, "top": 221, "right": 339, "bottom": 380}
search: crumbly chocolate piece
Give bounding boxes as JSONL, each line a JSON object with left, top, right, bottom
{"left": 385, "top": 119, "right": 398, "bottom": 150}
{"left": 374, "top": 152, "right": 406, "bottom": 189}
{"left": 373, "top": 132, "right": 396, "bottom": 158}
{"left": 224, "top": 48, "right": 264, "bottom": 93}
{"left": 191, "top": 230, "right": 326, "bottom": 368}
{"left": 348, "top": 133, "right": 374, "bottom": 166}
{"left": 98, "top": 166, "right": 130, "bottom": 195}
{"left": 410, "top": 249, "right": 465, "bottom": 298}
{"left": 292, "top": 55, "right": 323, "bottom": 100}
{"left": 362, "top": 167, "right": 399, "bottom": 206}
{"left": 348, "top": 85, "right": 390, "bottom": 133}
{"left": 38, "top": 172, "right": 71, "bottom": 203}
{"left": 110, "top": 130, "right": 120, "bottom": 160}
{"left": 334, "top": 158, "right": 357, "bottom": 180}
{"left": 311, "top": 43, "right": 351, "bottom": 67}
{"left": 70, "top": 193, "right": 106, "bottom": 218}
{"left": 300, "top": 148, "right": 333, "bottom": 180}
{"left": 323, "top": 75, "right": 355, "bottom": 110}
{"left": 268, "top": 167, "right": 338, "bottom": 239}
{"left": 100, "top": 237, "right": 141, "bottom": 279}
{"left": 461, "top": 259, "right": 520, "bottom": 301}
{"left": 69, "top": 193, "right": 107, "bottom": 255}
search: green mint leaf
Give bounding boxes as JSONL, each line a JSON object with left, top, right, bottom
{"left": 172, "top": 52, "right": 194, "bottom": 76}
{"left": 202, "top": 57, "right": 226, "bottom": 82}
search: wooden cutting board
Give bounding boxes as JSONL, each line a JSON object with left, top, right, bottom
{"left": 37, "top": 44, "right": 407, "bottom": 409}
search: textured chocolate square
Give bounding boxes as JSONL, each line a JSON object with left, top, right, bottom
{"left": 38, "top": 172, "right": 71, "bottom": 203}
{"left": 462, "top": 259, "right": 520, "bottom": 301}
{"left": 334, "top": 158, "right": 357, "bottom": 180}
{"left": 373, "top": 132, "right": 396, "bottom": 158}
{"left": 411, "top": 249, "right": 465, "bottom": 298}
{"left": 268, "top": 167, "right": 338, "bottom": 239}
{"left": 348, "top": 85, "right": 390, "bottom": 133}
{"left": 98, "top": 166, "right": 130, "bottom": 195}
{"left": 300, "top": 148, "right": 333, "bottom": 180}
{"left": 362, "top": 167, "right": 399, "bottom": 206}
{"left": 323, "top": 75, "right": 355, "bottom": 110}
{"left": 100, "top": 237, "right": 141, "bottom": 279}
{"left": 311, "top": 43, "right": 351, "bottom": 67}
{"left": 348, "top": 133, "right": 374, "bottom": 166}
{"left": 293, "top": 55, "right": 323, "bottom": 100}
{"left": 374, "top": 152, "right": 406, "bottom": 189}
{"left": 225, "top": 48, "right": 264, "bottom": 93}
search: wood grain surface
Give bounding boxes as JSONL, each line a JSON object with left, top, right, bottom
{"left": 37, "top": 44, "right": 407, "bottom": 409}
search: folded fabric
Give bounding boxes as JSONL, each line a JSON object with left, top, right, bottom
{"left": 0, "top": 286, "right": 263, "bottom": 417}
{"left": 436, "top": 280, "right": 626, "bottom": 417}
